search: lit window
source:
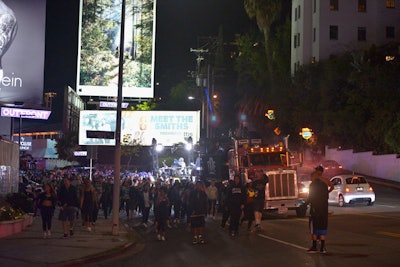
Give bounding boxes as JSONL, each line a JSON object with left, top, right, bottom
{"left": 330, "top": 0, "right": 339, "bottom": 11}
{"left": 386, "top": 0, "right": 395, "bottom": 8}
{"left": 386, "top": 26, "right": 395, "bottom": 38}
{"left": 358, "top": 0, "right": 367, "bottom": 12}
{"left": 358, "top": 27, "right": 366, "bottom": 41}
{"left": 330, "top": 25, "right": 338, "bottom": 40}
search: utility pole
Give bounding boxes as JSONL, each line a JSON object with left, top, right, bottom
{"left": 112, "top": 0, "right": 125, "bottom": 236}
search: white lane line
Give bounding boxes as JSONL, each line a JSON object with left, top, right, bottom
{"left": 258, "top": 234, "right": 308, "bottom": 251}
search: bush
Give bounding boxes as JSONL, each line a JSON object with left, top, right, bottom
{"left": 5, "top": 193, "right": 34, "bottom": 214}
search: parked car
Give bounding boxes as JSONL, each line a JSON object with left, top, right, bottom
{"left": 328, "top": 175, "right": 375, "bottom": 207}
{"left": 319, "top": 160, "right": 344, "bottom": 178}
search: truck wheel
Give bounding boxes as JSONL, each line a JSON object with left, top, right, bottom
{"left": 296, "top": 205, "right": 307, "bottom": 218}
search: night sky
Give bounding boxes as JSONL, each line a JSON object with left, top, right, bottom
{"left": 44, "top": 0, "right": 252, "bottom": 122}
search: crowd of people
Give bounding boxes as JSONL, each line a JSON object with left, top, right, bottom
{"left": 17, "top": 166, "right": 272, "bottom": 243}
{"left": 18, "top": 165, "right": 334, "bottom": 253}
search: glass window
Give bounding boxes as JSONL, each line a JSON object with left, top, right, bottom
{"left": 330, "top": 0, "right": 339, "bottom": 11}
{"left": 297, "top": 33, "right": 300, "bottom": 47}
{"left": 313, "top": 27, "right": 316, "bottom": 42}
{"left": 294, "top": 35, "right": 297, "bottom": 48}
{"left": 358, "top": 27, "right": 366, "bottom": 41}
{"left": 358, "top": 0, "right": 367, "bottom": 12}
{"left": 298, "top": 5, "right": 301, "bottom": 19}
{"left": 330, "top": 25, "right": 338, "bottom": 40}
{"left": 386, "top": 26, "right": 395, "bottom": 38}
{"left": 386, "top": 0, "right": 395, "bottom": 8}
{"left": 314, "top": 0, "right": 317, "bottom": 13}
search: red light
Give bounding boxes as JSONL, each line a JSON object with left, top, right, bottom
{"left": 369, "top": 186, "right": 374, "bottom": 192}
{"left": 345, "top": 187, "right": 350, "bottom": 193}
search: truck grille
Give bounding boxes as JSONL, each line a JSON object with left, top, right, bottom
{"left": 266, "top": 171, "right": 297, "bottom": 199}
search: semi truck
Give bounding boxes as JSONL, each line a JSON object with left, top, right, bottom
{"left": 227, "top": 138, "right": 306, "bottom": 217}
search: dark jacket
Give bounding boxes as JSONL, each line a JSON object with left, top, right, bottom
{"left": 188, "top": 189, "right": 208, "bottom": 215}
{"left": 226, "top": 183, "right": 246, "bottom": 209}
{"left": 58, "top": 184, "right": 79, "bottom": 208}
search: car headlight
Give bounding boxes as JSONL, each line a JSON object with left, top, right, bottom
{"left": 301, "top": 187, "right": 309, "bottom": 194}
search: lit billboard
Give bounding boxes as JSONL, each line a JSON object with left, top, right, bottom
{"left": 79, "top": 110, "right": 200, "bottom": 146}
{"left": 0, "top": 0, "right": 46, "bottom": 105}
{"left": 76, "top": 0, "right": 156, "bottom": 98}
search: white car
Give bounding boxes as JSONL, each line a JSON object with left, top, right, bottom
{"left": 328, "top": 175, "right": 375, "bottom": 207}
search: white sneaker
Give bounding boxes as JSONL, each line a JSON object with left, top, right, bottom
{"left": 157, "top": 234, "right": 161, "bottom": 241}
{"left": 142, "top": 223, "right": 147, "bottom": 228}
{"left": 161, "top": 236, "right": 166, "bottom": 241}
{"left": 47, "top": 230, "right": 51, "bottom": 237}
{"left": 87, "top": 227, "right": 92, "bottom": 232}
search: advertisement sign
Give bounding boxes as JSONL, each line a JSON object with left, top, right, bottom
{"left": 0, "top": 0, "right": 46, "bottom": 105}
{"left": 1, "top": 107, "right": 51, "bottom": 120}
{"left": 14, "top": 136, "right": 32, "bottom": 151}
{"left": 77, "top": 0, "right": 156, "bottom": 98}
{"left": 79, "top": 110, "right": 200, "bottom": 146}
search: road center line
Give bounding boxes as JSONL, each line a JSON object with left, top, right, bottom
{"left": 258, "top": 234, "right": 308, "bottom": 251}
{"left": 376, "top": 231, "right": 400, "bottom": 238}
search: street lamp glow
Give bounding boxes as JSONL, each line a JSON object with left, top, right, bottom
{"left": 185, "top": 142, "right": 193, "bottom": 151}
{"left": 155, "top": 143, "right": 163, "bottom": 152}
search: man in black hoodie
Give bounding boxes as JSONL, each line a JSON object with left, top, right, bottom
{"left": 226, "top": 174, "right": 246, "bottom": 237}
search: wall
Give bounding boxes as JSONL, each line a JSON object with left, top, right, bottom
{"left": 325, "top": 146, "right": 400, "bottom": 183}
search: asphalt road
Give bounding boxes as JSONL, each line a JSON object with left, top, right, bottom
{"left": 87, "top": 183, "right": 400, "bottom": 267}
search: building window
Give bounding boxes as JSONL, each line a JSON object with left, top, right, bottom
{"left": 297, "top": 33, "right": 300, "bottom": 47}
{"left": 330, "top": 25, "right": 338, "bottom": 40}
{"left": 330, "top": 0, "right": 339, "bottom": 11}
{"left": 386, "top": 0, "right": 395, "bottom": 8}
{"left": 358, "top": 27, "right": 366, "bottom": 41}
{"left": 386, "top": 26, "right": 395, "bottom": 38}
{"left": 294, "top": 35, "right": 297, "bottom": 48}
{"left": 298, "top": 5, "right": 301, "bottom": 19}
{"left": 295, "top": 7, "right": 297, "bottom": 20}
{"left": 313, "top": 27, "right": 316, "bottom": 42}
{"left": 314, "top": 0, "right": 316, "bottom": 13}
{"left": 358, "top": 0, "right": 367, "bottom": 12}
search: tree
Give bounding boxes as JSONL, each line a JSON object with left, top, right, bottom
{"left": 55, "top": 132, "right": 79, "bottom": 162}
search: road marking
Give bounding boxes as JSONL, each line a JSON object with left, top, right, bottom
{"left": 377, "top": 231, "right": 400, "bottom": 238}
{"left": 258, "top": 234, "right": 308, "bottom": 251}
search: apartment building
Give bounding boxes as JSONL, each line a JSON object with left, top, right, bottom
{"left": 291, "top": 0, "right": 400, "bottom": 74}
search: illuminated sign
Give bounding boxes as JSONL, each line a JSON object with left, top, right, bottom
{"left": 300, "top": 128, "right": 313, "bottom": 140}
{"left": 99, "top": 101, "right": 129, "bottom": 109}
{"left": 77, "top": 0, "right": 156, "bottom": 98}
{"left": 79, "top": 110, "right": 200, "bottom": 146}
{"left": 15, "top": 136, "right": 32, "bottom": 151}
{"left": 74, "top": 151, "right": 88, "bottom": 157}
{"left": 0, "top": 0, "right": 46, "bottom": 105}
{"left": 1, "top": 107, "right": 51, "bottom": 120}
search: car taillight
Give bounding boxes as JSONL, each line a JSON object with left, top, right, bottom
{"left": 369, "top": 186, "right": 373, "bottom": 192}
{"left": 345, "top": 187, "right": 350, "bottom": 193}
{"left": 338, "top": 166, "right": 343, "bottom": 169}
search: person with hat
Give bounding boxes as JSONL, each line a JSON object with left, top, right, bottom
{"left": 304, "top": 166, "right": 334, "bottom": 253}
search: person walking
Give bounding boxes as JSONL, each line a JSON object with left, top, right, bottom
{"left": 38, "top": 183, "right": 57, "bottom": 238}
{"left": 58, "top": 177, "right": 79, "bottom": 239}
{"left": 305, "top": 166, "right": 334, "bottom": 253}
{"left": 241, "top": 180, "right": 255, "bottom": 231}
{"left": 80, "top": 178, "right": 97, "bottom": 232}
{"left": 139, "top": 182, "right": 153, "bottom": 228}
{"left": 206, "top": 180, "right": 218, "bottom": 219}
{"left": 189, "top": 181, "right": 208, "bottom": 244}
{"left": 155, "top": 186, "right": 170, "bottom": 241}
{"left": 252, "top": 170, "right": 269, "bottom": 231}
{"left": 226, "top": 174, "right": 246, "bottom": 237}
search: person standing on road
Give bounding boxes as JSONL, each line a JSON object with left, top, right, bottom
{"left": 38, "top": 183, "right": 57, "bottom": 238}
{"left": 189, "top": 181, "right": 208, "bottom": 244}
{"left": 226, "top": 174, "right": 246, "bottom": 237}
{"left": 305, "top": 166, "right": 334, "bottom": 253}
{"left": 58, "top": 177, "right": 79, "bottom": 238}
{"left": 252, "top": 170, "right": 269, "bottom": 231}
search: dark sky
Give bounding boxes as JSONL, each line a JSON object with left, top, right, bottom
{"left": 44, "top": 0, "right": 252, "bottom": 121}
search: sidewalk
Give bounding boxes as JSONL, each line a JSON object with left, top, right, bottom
{"left": 0, "top": 211, "right": 137, "bottom": 267}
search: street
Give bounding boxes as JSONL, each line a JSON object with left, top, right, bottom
{"left": 88, "top": 183, "right": 400, "bottom": 267}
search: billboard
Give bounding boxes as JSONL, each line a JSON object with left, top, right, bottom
{"left": 0, "top": 0, "right": 46, "bottom": 105}
{"left": 79, "top": 110, "right": 200, "bottom": 146}
{"left": 77, "top": 0, "right": 156, "bottom": 98}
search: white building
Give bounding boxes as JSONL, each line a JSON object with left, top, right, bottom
{"left": 291, "top": 0, "right": 400, "bottom": 74}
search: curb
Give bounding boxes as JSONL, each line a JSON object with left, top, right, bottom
{"left": 48, "top": 241, "right": 137, "bottom": 267}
